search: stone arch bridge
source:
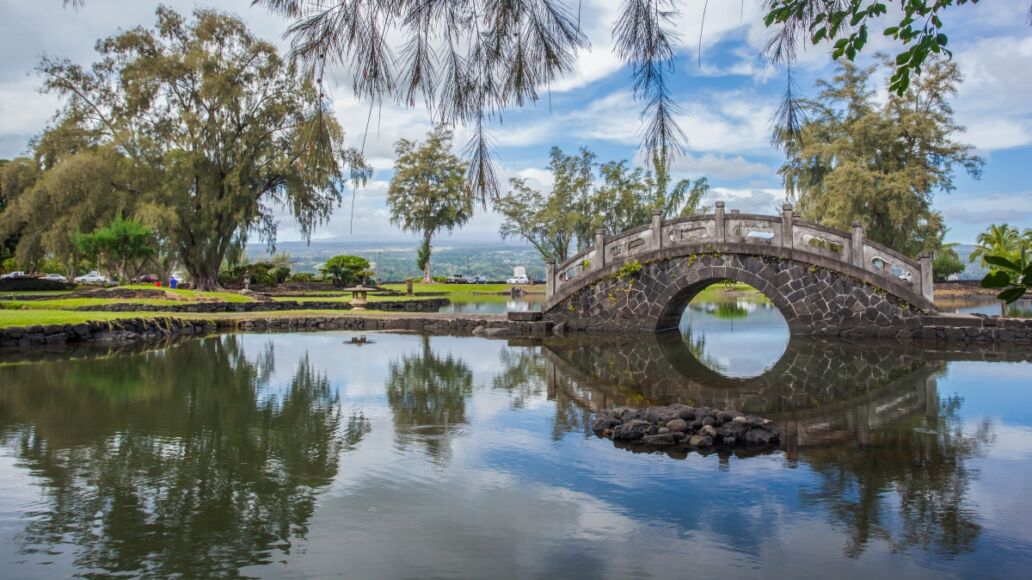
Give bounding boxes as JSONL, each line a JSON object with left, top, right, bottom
{"left": 542, "top": 203, "right": 936, "bottom": 338}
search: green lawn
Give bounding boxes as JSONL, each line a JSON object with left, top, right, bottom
{"left": 0, "top": 310, "right": 178, "bottom": 329}
{"left": 119, "top": 285, "right": 256, "bottom": 303}
{"left": 690, "top": 282, "right": 768, "bottom": 303}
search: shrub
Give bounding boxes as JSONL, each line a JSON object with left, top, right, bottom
{"left": 288, "top": 272, "right": 317, "bottom": 283}
{"left": 220, "top": 261, "right": 293, "bottom": 287}
{"left": 0, "top": 277, "right": 74, "bottom": 292}
{"left": 320, "top": 255, "right": 371, "bottom": 287}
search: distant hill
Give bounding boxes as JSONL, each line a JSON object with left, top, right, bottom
{"left": 246, "top": 239, "right": 546, "bottom": 281}
{"left": 952, "top": 244, "right": 988, "bottom": 280}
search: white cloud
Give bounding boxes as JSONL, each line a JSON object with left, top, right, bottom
{"left": 939, "top": 192, "right": 1032, "bottom": 226}
{"left": 0, "top": 78, "right": 59, "bottom": 136}
{"left": 954, "top": 34, "right": 1032, "bottom": 150}
{"left": 665, "top": 152, "right": 772, "bottom": 180}
{"left": 706, "top": 186, "right": 787, "bottom": 216}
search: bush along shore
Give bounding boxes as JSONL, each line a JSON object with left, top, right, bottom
{"left": 592, "top": 405, "right": 781, "bottom": 451}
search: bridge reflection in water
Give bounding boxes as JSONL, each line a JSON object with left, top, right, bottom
{"left": 536, "top": 333, "right": 1022, "bottom": 459}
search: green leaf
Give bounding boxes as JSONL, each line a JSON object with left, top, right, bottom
{"left": 984, "top": 254, "right": 1021, "bottom": 271}
{"left": 981, "top": 271, "right": 1013, "bottom": 289}
{"left": 883, "top": 26, "right": 899, "bottom": 36}
{"left": 997, "top": 286, "right": 1027, "bottom": 304}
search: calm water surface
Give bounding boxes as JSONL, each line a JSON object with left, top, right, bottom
{"left": 1, "top": 292, "right": 1031, "bottom": 578}
{"left": 437, "top": 294, "right": 543, "bottom": 314}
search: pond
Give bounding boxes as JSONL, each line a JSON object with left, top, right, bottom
{"left": 1, "top": 290, "right": 1030, "bottom": 578}
{"left": 437, "top": 292, "right": 543, "bottom": 314}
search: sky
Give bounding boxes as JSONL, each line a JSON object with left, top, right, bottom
{"left": 0, "top": 0, "right": 1030, "bottom": 246}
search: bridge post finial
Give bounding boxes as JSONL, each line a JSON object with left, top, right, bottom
{"left": 651, "top": 210, "right": 663, "bottom": 251}
{"left": 546, "top": 259, "right": 556, "bottom": 300}
{"left": 714, "top": 201, "right": 726, "bottom": 243}
{"left": 595, "top": 229, "right": 606, "bottom": 269}
{"left": 781, "top": 203, "right": 794, "bottom": 248}
{"left": 918, "top": 251, "right": 934, "bottom": 303}
{"left": 851, "top": 221, "right": 865, "bottom": 268}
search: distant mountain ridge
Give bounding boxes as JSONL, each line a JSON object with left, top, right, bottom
{"left": 247, "top": 239, "right": 546, "bottom": 280}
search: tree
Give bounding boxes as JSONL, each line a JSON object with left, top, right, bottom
{"left": 592, "top": 151, "right": 708, "bottom": 235}
{"left": 497, "top": 147, "right": 592, "bottom": 264}
{"left": 969, "top": 223, "right": 1022, "bottom": 268}
{"left": 320, "top": 255, "right": 370, "bottom": 287}
{"left": 776, "top": 58, "right": 982, "bottom": 256}
{"left": 0, "top": 149, "right": 130, "bottom": 276}
{"left": 974, "top": 224, "right": 1031, "bottom": 304}
{"left": 74, "top": 214, "right": 156, "bottom": 282}
{"left": 498, "top": 145, "right": 708, "bottom": 264}
{"left": 387, "top": 127, "right": 473, "bottom": 283}
{"left": 34, "top": 7, "right": 369, "bottom": 290}
{"left": 247, "top": 0, "right": 1013, "bottom": 198}
{"left": 933, "top": 244, "right": 965, "bottom": 282}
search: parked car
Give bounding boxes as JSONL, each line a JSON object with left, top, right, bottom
{"left": 0, "top": 271, "right": 26, "bottom": 279}
{"left": 40, "top": 273, "right": 68, "bottom": 283}
{"left": 471, "top": 275, "right": 488, "bottom": 284}
{"left": 137, "top": 274, "right": 160, "bottom": 283}
{"left": 506, "top": 276, "right": 530, "bottom": 285}
{"left": 445, "top": 274, "right": 470, "bottom": 284}
{"left": 74, "top": 271, "right": 109, "bottom": 285}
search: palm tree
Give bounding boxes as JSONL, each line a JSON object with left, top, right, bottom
{"left": 969, "top": 224, "right": 1021, "bottom": 268}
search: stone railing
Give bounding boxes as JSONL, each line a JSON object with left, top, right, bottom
{"left": 546, "top": 203, "right": 933, "bottom": 302}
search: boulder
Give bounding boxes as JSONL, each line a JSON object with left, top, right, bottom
{"left": 666, "top": 418, "right": 689, "bottom": 432}
{"left": 612, "top": 419, "right": 654, "bottom": 441}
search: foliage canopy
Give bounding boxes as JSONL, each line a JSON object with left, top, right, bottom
{"left": 776, "top": 57, "right": 982, "bottom": 256}
{"left": 387, "top": 127, "right": 473, "bottom": 283}
{"left": 16, "top": 7, "right": 369, "bottom": 289}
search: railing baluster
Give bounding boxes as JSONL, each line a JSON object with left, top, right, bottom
{"left": 851, "top": 221, "right": 865, "bottom": 269}
{"left": 714, "top": 201, "right": 725, "bottom": 242}
{"left": 781, "top": 203, "right": 794, "bottom": 248}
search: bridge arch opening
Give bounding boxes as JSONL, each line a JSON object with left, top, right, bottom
{"left": 666, "top": 279, "right": 790, "bottom": 379}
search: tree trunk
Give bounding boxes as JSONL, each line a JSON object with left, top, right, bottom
{"left": 192, "top": 270, "right": 221, "bottom": 292}
{"left": 421, "top": 231, "right": 433, "bottom": 284}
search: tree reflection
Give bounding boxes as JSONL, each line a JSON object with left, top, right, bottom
{"left": 680, "top": 328, "right": 727, "bottom": 374}
{"left": 385, "top": 335, "right": 473, "bottom": 463}
{"left": 0, "top": 337, "right": 348, "bottom": 577}
{"left": 491, "top": 346, "right": 546, "bottom": 408}
{"left": 801, "top": 394, "right": 992, "bottom": 558}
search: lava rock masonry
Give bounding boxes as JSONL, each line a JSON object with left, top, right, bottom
{"left": 592, "top": 404, "right": 780, "bottom": 450}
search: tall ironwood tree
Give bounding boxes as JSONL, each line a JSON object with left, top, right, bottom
{"left": 775, "top": 57, "right": 982, "bottom": 256}
{"left": 33, "top": 7, "right": 369, "bottom": 290}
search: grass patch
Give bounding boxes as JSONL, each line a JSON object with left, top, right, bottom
{"left": 119, "top": 285, "right": 255, "bottom": 303}
{"left": 0, "top": 310, "right": 177, "bottom": 329}
{"left": 2, "top": 298, "right": 203, "bottom": 310}
{"left": 690, "top": 282, "right": 769, "bottom": 305}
